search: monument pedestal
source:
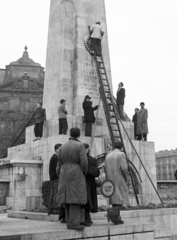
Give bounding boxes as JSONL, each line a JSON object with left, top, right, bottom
{"left": 0, "top": 118, "right": 159, "bottom": 210}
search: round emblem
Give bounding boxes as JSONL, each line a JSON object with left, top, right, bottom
{"left": 101, "top": 180, "right": 115, "bottom": 198}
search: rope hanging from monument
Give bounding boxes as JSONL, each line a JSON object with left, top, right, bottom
{"left": 84, "top": 31, "right": 164, "bottom": 205}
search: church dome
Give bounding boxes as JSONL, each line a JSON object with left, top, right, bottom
{"left": 10, "top": 46, "right": 41, "bottom": 66}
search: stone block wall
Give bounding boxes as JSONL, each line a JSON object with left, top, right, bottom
{"left": 157, "top": 180, "right": 177, "bottom": 205}
{"left": 0, "top": 181, "right": 9, "bottom": 205}
{"left": 0, "top": 160, "right": 42, "bottom": 210}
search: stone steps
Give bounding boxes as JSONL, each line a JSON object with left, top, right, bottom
{"left": 1, "top": 213, "right": 155, "bottom": 240}
{"left": 8, "top": 208, "right": 177, "bottom": 239}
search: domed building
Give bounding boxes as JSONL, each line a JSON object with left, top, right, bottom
{"left": 0, "top": 46, "right": 44, "bottom": 157}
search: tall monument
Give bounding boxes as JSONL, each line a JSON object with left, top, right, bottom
{"left": 43, "top": 0, "right": 112, "bottom": 123}
{"left": 0, "top": 0, "right": 159, "bottom": 210}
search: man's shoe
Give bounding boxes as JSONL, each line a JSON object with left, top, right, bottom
{"left": 61, "top": 219, "right": 66, "bottom": 223}
{"left": 114, "top": 220, "right": 124, "bottom": 225}
{"left": 47, "top": 209, "right": 52, "bottom": 215}
{"left": 80, "top": 222, "right": 91, "bottom": 227}
{"left": 67, "top": 225, "right": 85, "bottom": 231}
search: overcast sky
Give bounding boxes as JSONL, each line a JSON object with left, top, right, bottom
{"left": 0, "top": 0, "right": 177, "bottom": 152}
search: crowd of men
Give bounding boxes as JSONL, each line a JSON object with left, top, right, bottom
{"left": 30, "top": 21, "right": 149, "bottom": 231}
{"left": 47, "top": 128, "right": 129, "bottom": 230}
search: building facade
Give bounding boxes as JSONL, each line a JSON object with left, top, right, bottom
{"left": 156, "top": 149, "right": 177, "bottom": 180}
{"left": 0, "top": 46, "right": 44, "bottom": 157}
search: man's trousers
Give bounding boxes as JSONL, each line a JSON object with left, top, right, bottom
{"left": 90, "top": 38, "right": 102, "bottom": 55}
{"left": 59, "top": 118, "right": 68, "bottom": 134}
{"left": 117, "top": 104, "right": 125, "bottom": 121}
{"left": 34, "top": 123, "right": 43, "bottom": 138}
{"left": 85, "top": 122, "right": 92, "bottom": 136}
{"left": 65, "top": 204, "right": 84, "bottom": 226}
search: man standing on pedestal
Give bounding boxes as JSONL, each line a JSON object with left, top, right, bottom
{"left": 58, "top": 99, "right": 68, "bottom": 135}
{"left": 132, "top": 108, "right": 139, "bottom": 139}
{"left": 82, "top": 95, "right": 98, "bottom": 137}
{"left": 136, "top": 102, "right": 148, "bottom": 141}
{"left": 57, "top": 127, "right": 88, "bottom": 231}
{"left": 90, "top": 22, "right": 104, "bottom": 56}
{"left": 116, "top": 82, "right": 126, "bottom": 121}
{"left": 105, "top": 141, "right": 129, "bottom": 225}
{"left": 33, "top": 102, "right": 46, "bottom": 141}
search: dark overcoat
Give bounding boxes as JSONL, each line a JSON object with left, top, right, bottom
{"left": 132, "top": 113, "right": 138, "bottom": 137}
{"left": 33, "top": 108, "right": 46, "bottom": 124}
{"left": 57, "top": 138, "right": 88, "bottom": 205}
{"left": 86, "top": 155, "right": 100, "bottom": 213}
{"left": 136, "top": 108, "right": 148, "bottom": 134}
{"left": 49, "top": 154, "right": 58, "bottom": 181}
{"left": 82, "top": 101, "right": 98, "bottom": 123}
{"left": 116, "top": 88, "right": 125, "bottom": 105}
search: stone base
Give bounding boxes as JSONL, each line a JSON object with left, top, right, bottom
{"left": 8, "top": 208, "right": 177, "bottom": 239}
{"left": 0, "top": 159, "right": 42, "bottom": 210}
{"left": 0, "top": 115, "right": 159, "bottom": 210}
{"left": 2, "top": 212, "right": 154, "bottom": 240}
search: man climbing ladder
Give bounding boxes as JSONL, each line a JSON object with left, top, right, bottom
{"left": 89, "top": 22, "right": 104, "bottom": 56}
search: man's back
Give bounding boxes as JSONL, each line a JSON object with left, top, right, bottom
{"left": 105, "top": 149, "right": 125, "bottom": 177}
{"left": 105, "top": 149, "right": 129, "bottom": 205}
{"left": 91, "top": 24, "right": 104, "bottom": 40}
{"left": 61, "top": 139, "right": 87, "bottom": 174}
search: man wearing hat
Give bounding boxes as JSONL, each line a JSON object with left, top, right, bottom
{"left": 82, "top": 95, "right": 98, "bottom": 137}
{"left": 90, "top": 22, "right": 104, "bottom": 56}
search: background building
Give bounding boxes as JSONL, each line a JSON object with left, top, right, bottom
{"left": 0, "top": 46, "right": 44, "bottom": 157}
{"left": 156, "top": 149, "right": 177, "bottom": 180}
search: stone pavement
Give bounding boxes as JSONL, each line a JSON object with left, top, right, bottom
{"left": 0, "top": 213, "right": 155, "bottom": 240}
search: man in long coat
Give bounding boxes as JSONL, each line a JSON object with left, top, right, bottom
{"left": 105, "top": 141, "right": 129, "bottom": 225}
{"left": 116, "top": 82, "right": 126, "bottom": 121}
{"left": 82, "top": 95, "right": 98, "bottom": 137}
{"left": 84, "top": 143, "right": 100, "bottom": 225}
{"left": 132, "top": 108, "right": 139, "bottom": 139}
{"left": 136, "top": 102, "right": 148, "bottom": 141}
{"left": 56, "top": 127, "right": 88, "bottom": 231}
{"left": 48, "top": 143, "right": 61, "bottom": 215}
{"left": 33, "top": 102, "right": 46, "bottom": 141}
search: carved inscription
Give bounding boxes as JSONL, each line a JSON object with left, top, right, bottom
{"left": 81, "top": 62, "right": 99, "bottom": 97}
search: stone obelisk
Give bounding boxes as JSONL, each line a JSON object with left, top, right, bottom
{"left": 43, "top": 0, "right": 112, "bottom": 122}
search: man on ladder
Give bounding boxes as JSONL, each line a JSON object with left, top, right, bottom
{"left": 90, "top": 22, "right": 104, "bottom": 56}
